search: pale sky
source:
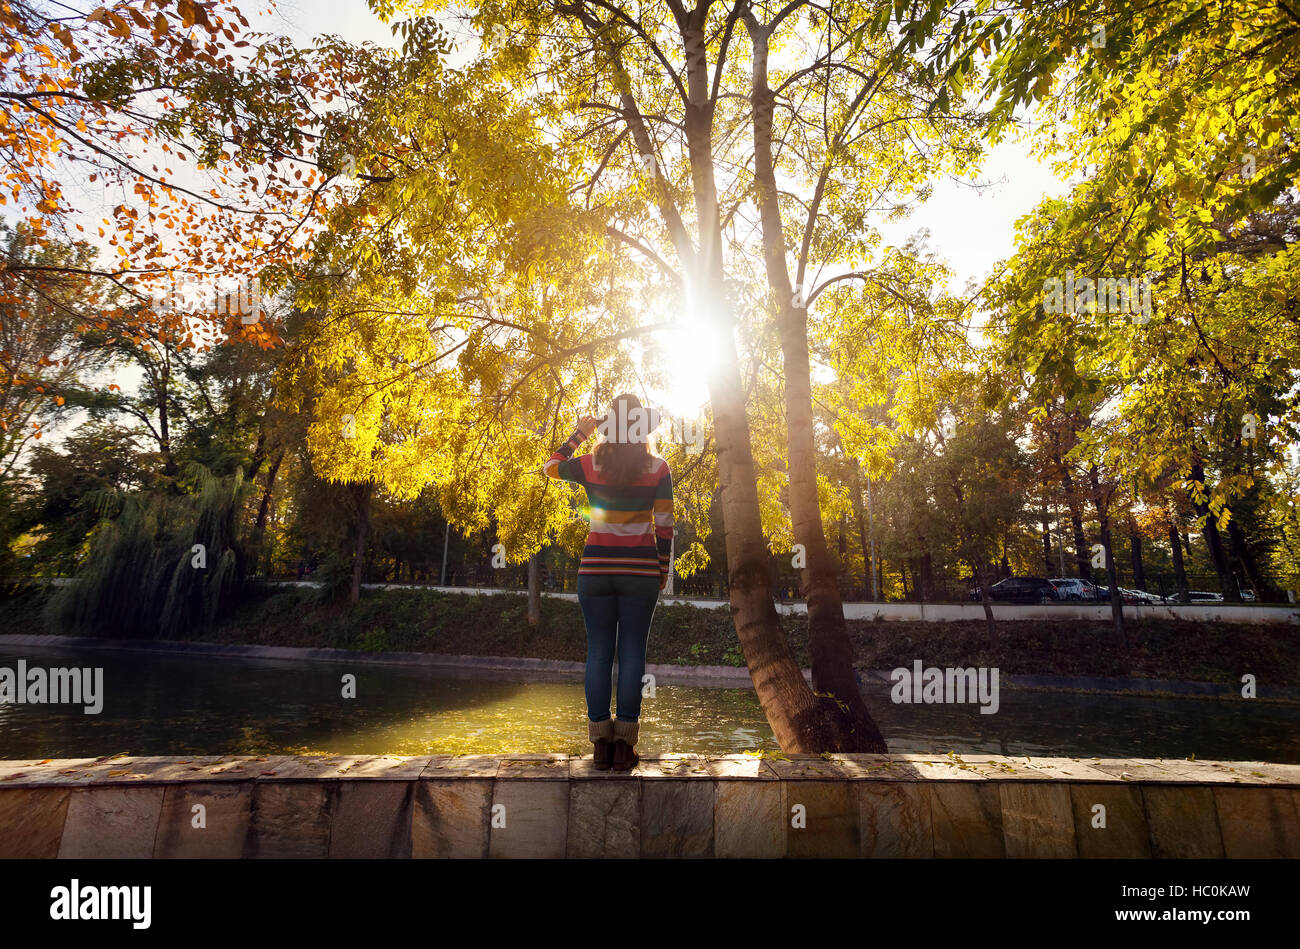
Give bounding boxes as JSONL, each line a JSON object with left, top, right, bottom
{"left": 268, "top": 0, "right": 1069, "bottom": 292}
{"left": 16, "top": 1, "right": 1071, "bottom": 454}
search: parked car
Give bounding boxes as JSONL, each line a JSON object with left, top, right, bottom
{"left": 1188, "top": 591, "right": 1225, "bottom": 602}
{"left": 969, "top": 576, "right": 1059, "bottom": 604}
{"left": 1120, "top": 587, "right": 1164, "bottom": 605}
{"left": 1048, "top": 577, "right": 1102, "bottom": 600}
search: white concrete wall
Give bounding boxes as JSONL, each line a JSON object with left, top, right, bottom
{"left": 334, "top": 582, "right": 1300, "bottom": 625}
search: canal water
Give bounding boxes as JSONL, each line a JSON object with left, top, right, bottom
{"left": 1, "top": 642, "right": 1297, "bottom": 761}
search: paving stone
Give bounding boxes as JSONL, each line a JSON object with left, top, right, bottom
{"left": 0, "top": 787, "right": 70, "bottom": 857}
{"left": 1088, "top": 759, "right": 1183, "bottom": 782}
{"left": 897, "top": 755, "right": 1012, "bottom": 780}
{"left": 489, "top": 780, "right": 569, "bottom": 858}
{"left": 245, "top": 782, "right": 333, "bottom": 858}
{"left": 1070, "top": 784, "right": 1152, "bottom": 858}
{"left": 422, "top": 755, "right": 500, "bottom": 779}
{"left": 640, "top": 780, "right": 713, "bottom": 857}
{"left": 636, "top": 755, "right": 716, "bottom": 778}
{"left": 1000, "top": 783, "right": 1077, "bottom": 858}
{"left": 714, "top": 781, "right": 784, "bottom": 858}
{"left": 324, "top": 756, "right": 432, "bottom": 780}
{"left": 61, "top": 756, "right": 247, "bottom": 785}
{"left": 1218, "top": 761, "right": 1300, "bottom": 787}
{"left": 252, "top": 756, "right": 350, "bottom": 781}
{"left": 193, "top": 757, "right": 290, "bottom": 780}
{"left": 764, "top": 756, "right": 846, "bottom": 780}
{"left": 1145, "top": 760, "right": 1263, "bottom": 784}
{"left": 833, "top": 755, "right": 928, "bottom": 781}
{"left": 1189, "top": 761, "right": 1298, "bottom": 786}
{"left": 58, "top": 786, "right": 164, "bottom": 858}
{"left": 495, "top": 754, "right": 569, "bottom": 780}
{"left": 568, "top": 756, "right": 627, "bottom": 779}
{"left": 786, "top": 781, "right": 858, "bottom": 859}
{"left": 1213, "top": 787, "right": 1300, "bottom": 858}
{"left": 1023, "top": 758, "right": 1128, "bottom": 782}
{"left": 102, "top": 757, "right": 269, "bottom": 784}
{"left": 0, "top": 758, "right": 108, "bottom": 787}
{"left": 928, "top": 783, "right": 1004, "bottom": 858}
{"left": 329, "top": 781, "right": 414, "bottom": 858}
{"left": 567, "top": 780, "right": 640, "bottom": 858}
{"left": 412, "top": 779, "right": 491, "bottom": 858}
{"left": 858, "top": 782, "right": 932, "bottom": 858}
{"left": 706, "top": 756, "right": 779, "bottom": 780}
{"left": 1142, "top": 785, "right": 1224, "bottom": 858}
{"left": 153, "top": 783, "right": 252, "bottom": 858}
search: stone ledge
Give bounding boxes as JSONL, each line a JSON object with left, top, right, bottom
{"left": 1, "top": 754, "right": 1297, "bottom": 787}
{"left": 0, "top": 754, "right": 1296, "bottom": 859}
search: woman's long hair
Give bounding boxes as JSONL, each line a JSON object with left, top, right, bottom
{"left": 594, "top": 393, "right": 654, "bottom": 487}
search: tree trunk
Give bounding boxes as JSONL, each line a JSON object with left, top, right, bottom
{"left": 1129, "top": 520, "right": 1146, "bottom": 591}
{"left": 1168, "top": 517, "right": 1191, "bottom": 603}
{"left": 1062, "top": 468, "right": 1089, "bottom": 578}
{"left": 1226, "top": 518, "right": 1273, "bottom": 601}
{"left": 952, "top": 482, "right": 996, "bottom": 648}
{"left": 741, "top": 16, "right": 884, "bottom": 751}
{"left": 851, "top": 470, "right": 872, "bottom": 599}
{"left": 1041, "top": 501, "right": 1053, "bottom": 576}
{"left": 253, "top": 449, "right": 284, "bottom": 576}
{"left": 1089, "top": 468, "right": 1125, "bottom": 638}
{"left": 1188, "top": 462, "right": 1241, "bottom": 602}
{"left": 349, "top": 480, "right": 372, "bottom": 605}
{"left": 975, "top": 560, "right": 997, "bottom": 650}
{"left": 527, "top": 551, "right": 542, "bottom": 625}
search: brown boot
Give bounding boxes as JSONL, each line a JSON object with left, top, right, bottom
{"left": 612, "top": 718, "right": 639, "bottom": 771}
{"left": 589, "top": 718, "right": 614, "bottom": 771}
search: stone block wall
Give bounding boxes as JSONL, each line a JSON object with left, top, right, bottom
{"left": 0, "top": 754, "right": 1296, "bottom": 858}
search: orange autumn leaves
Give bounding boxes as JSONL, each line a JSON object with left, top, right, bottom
{"left": 0, "top": 1, "right": 358, "bottom": 369}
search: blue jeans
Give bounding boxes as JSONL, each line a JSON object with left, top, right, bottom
{"left": 577, "top": 573, "right": 660, "bottom": 722}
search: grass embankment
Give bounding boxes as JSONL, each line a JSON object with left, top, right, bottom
{"left": 1, "top": 583, "right": 1296, "bottom": 687}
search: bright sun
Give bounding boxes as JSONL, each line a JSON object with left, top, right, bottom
{"left": 653, "top": 302, "right": 726, "bottom": 417}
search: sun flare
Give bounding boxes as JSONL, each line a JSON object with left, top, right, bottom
{"left": 653, "top": 303, "right": 727, "bottom": 417}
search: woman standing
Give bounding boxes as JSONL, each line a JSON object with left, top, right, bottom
{"left": 543, "top": 393, "right": 674, "bottom": 771}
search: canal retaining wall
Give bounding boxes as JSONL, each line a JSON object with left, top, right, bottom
{"left": 353, "top": 583, "right": 1300, "bottom": 625}
{"left": 1, "top": 754, "right": 1297, "bottom": 858}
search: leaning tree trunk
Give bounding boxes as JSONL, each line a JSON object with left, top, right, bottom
{"left": 745, "top": 19, "right": 884, "bottom": 750}
{"left": 707, "top": 291, "right": 871, "bottom": 750}
{"left": 660, "top": 13, "right": 883, "bottom": 751}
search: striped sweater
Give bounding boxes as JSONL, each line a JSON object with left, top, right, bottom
{"left": 543, "top": 428, "right": 674, "bottom": 578}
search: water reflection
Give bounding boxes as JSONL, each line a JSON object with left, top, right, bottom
{"left": 0, "top": 644, "right": 1296, "bottom": 762}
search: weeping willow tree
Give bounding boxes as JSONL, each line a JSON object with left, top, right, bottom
{"left": 45, "top": 464, "right": 249, "bottom": 639}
